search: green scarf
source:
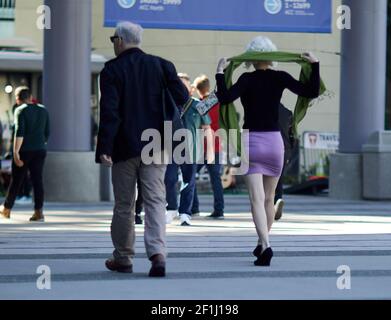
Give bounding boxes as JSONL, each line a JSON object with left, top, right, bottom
{"left": 219, "top": 51, "right": 327, "bottom": 155}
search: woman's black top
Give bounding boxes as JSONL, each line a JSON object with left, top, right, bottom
{"left": 215, "top": 62, "right": 320, "bottom": 132}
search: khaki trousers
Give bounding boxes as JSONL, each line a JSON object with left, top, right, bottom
{"left": 111, "top": 157, "right": 167, "bottom": 266}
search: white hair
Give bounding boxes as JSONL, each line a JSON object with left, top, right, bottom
{"left": 116, "top": 21, "right": 143, "bottom": 46}
{"left": 246, "top": 36, "right": 278, "bottom": 53}
{"left": 245, "top": 36, "right": 278, "bottom": 68}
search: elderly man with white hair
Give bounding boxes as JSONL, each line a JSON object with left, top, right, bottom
{"left": 96, "top": 21, "right": 189, "bottom": 277}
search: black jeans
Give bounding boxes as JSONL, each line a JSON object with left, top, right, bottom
{"left": 18, "top": 173, "right": 32, "bottom": 198}
{"left": 4, "top": 150, "right": 47, "bottom": 210}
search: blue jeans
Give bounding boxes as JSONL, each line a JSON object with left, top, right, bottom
{"left": 164, "top": 163, "right": 197, "bottom": 215}
{"left": 192, "top": 153, "right": 224, "bottom": 214}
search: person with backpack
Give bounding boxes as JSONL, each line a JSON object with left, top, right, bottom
{"left": 164, "top": 73, "right": 213, "bottom": 227}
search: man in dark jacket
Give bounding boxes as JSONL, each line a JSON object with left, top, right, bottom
{"left": 96, "top": 21, "right": 188, "bottom": 277}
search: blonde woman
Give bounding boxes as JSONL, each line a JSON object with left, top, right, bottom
{"left": 215, "top": 36, "right": 320, "bottom": 266}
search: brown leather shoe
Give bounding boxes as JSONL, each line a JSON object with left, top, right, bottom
{"left": 29, "top": 209, "right": 45, "bottom": 222}
{"left": 149, "top": 254, "right": 166, "bottom": 277}
{"left": 105, "top": 259, "right": 133, "bottom": 273}
{"left": 0, "top": 205, "right": 11, "bottom": 219}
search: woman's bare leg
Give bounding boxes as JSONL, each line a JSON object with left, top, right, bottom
{"left": 263, "top": 175, "right": 280, "bottom": 231}
{"left": 245, "top": 174, "right": 270, "bottom": 250}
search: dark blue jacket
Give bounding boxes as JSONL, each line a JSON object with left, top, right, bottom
{"left": 96, "top": 48, "right": 189, "bottom": 163}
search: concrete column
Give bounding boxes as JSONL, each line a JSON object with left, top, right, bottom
{"left": 330, "top": 0, "right": 388, "bottom": 200}
{"left": 43, "top": 0, "right": 100, "bottom": 202}
{"left": 362, "top": 131, "right": 391, "bottom": 200}
{"left": 339, "top": 0, "right": 387, "bottom": 152}
{"left": 43, "top": 0, "right": 91, "bottom": 151}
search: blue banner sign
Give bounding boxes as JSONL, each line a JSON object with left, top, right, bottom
{"left": 105, "top": 0, "right": 332, "bottom": 33}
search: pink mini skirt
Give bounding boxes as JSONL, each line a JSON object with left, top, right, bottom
{"left": 243, "top": 131, "right": 284, "bottom": 177}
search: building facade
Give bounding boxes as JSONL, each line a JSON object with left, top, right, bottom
{"left": 0, "top": 0, "right": 390, "bottom": 201}
{"left": 2, "top": 0, "right": 343, "bottom": 136}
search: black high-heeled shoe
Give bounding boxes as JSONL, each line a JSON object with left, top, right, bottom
{"left": 252, "top": 245, "right": 263, "bottom": 257}
{"left": 254, "top": 247, "right": 273, "bottom": 266}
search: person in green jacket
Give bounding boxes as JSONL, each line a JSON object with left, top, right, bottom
{"left": 0, "top": 86, "right": 50, "bottom": 222}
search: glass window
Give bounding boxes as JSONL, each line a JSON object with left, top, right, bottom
{"left": 0, "top": 0, "right": 15, "bottom": 20}
{"left": 0, "top": 0, "right": 15, "bottom": 38}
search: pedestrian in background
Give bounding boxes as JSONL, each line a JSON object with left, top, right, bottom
{"left": 164, "top": 73, "right": 213, "bottom": 226}
{"left": 0, "top": 86, "right": 50, "bottom": 222}
{"left": 10, "top": 102, "right": 33, "bottom": 205}
{"left": 191, "top": 75, "right": 225, "bottom": 220}
{"left": 273, "top": 103, "right": 298, "bottom": 221}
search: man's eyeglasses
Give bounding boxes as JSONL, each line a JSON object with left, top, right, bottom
{"left": 110, "top": 36, "right": 121, "bottom": 43}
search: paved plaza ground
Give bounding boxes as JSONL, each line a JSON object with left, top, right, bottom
{"left": 0, "top": 194, "right": 390, "bottom": 300}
